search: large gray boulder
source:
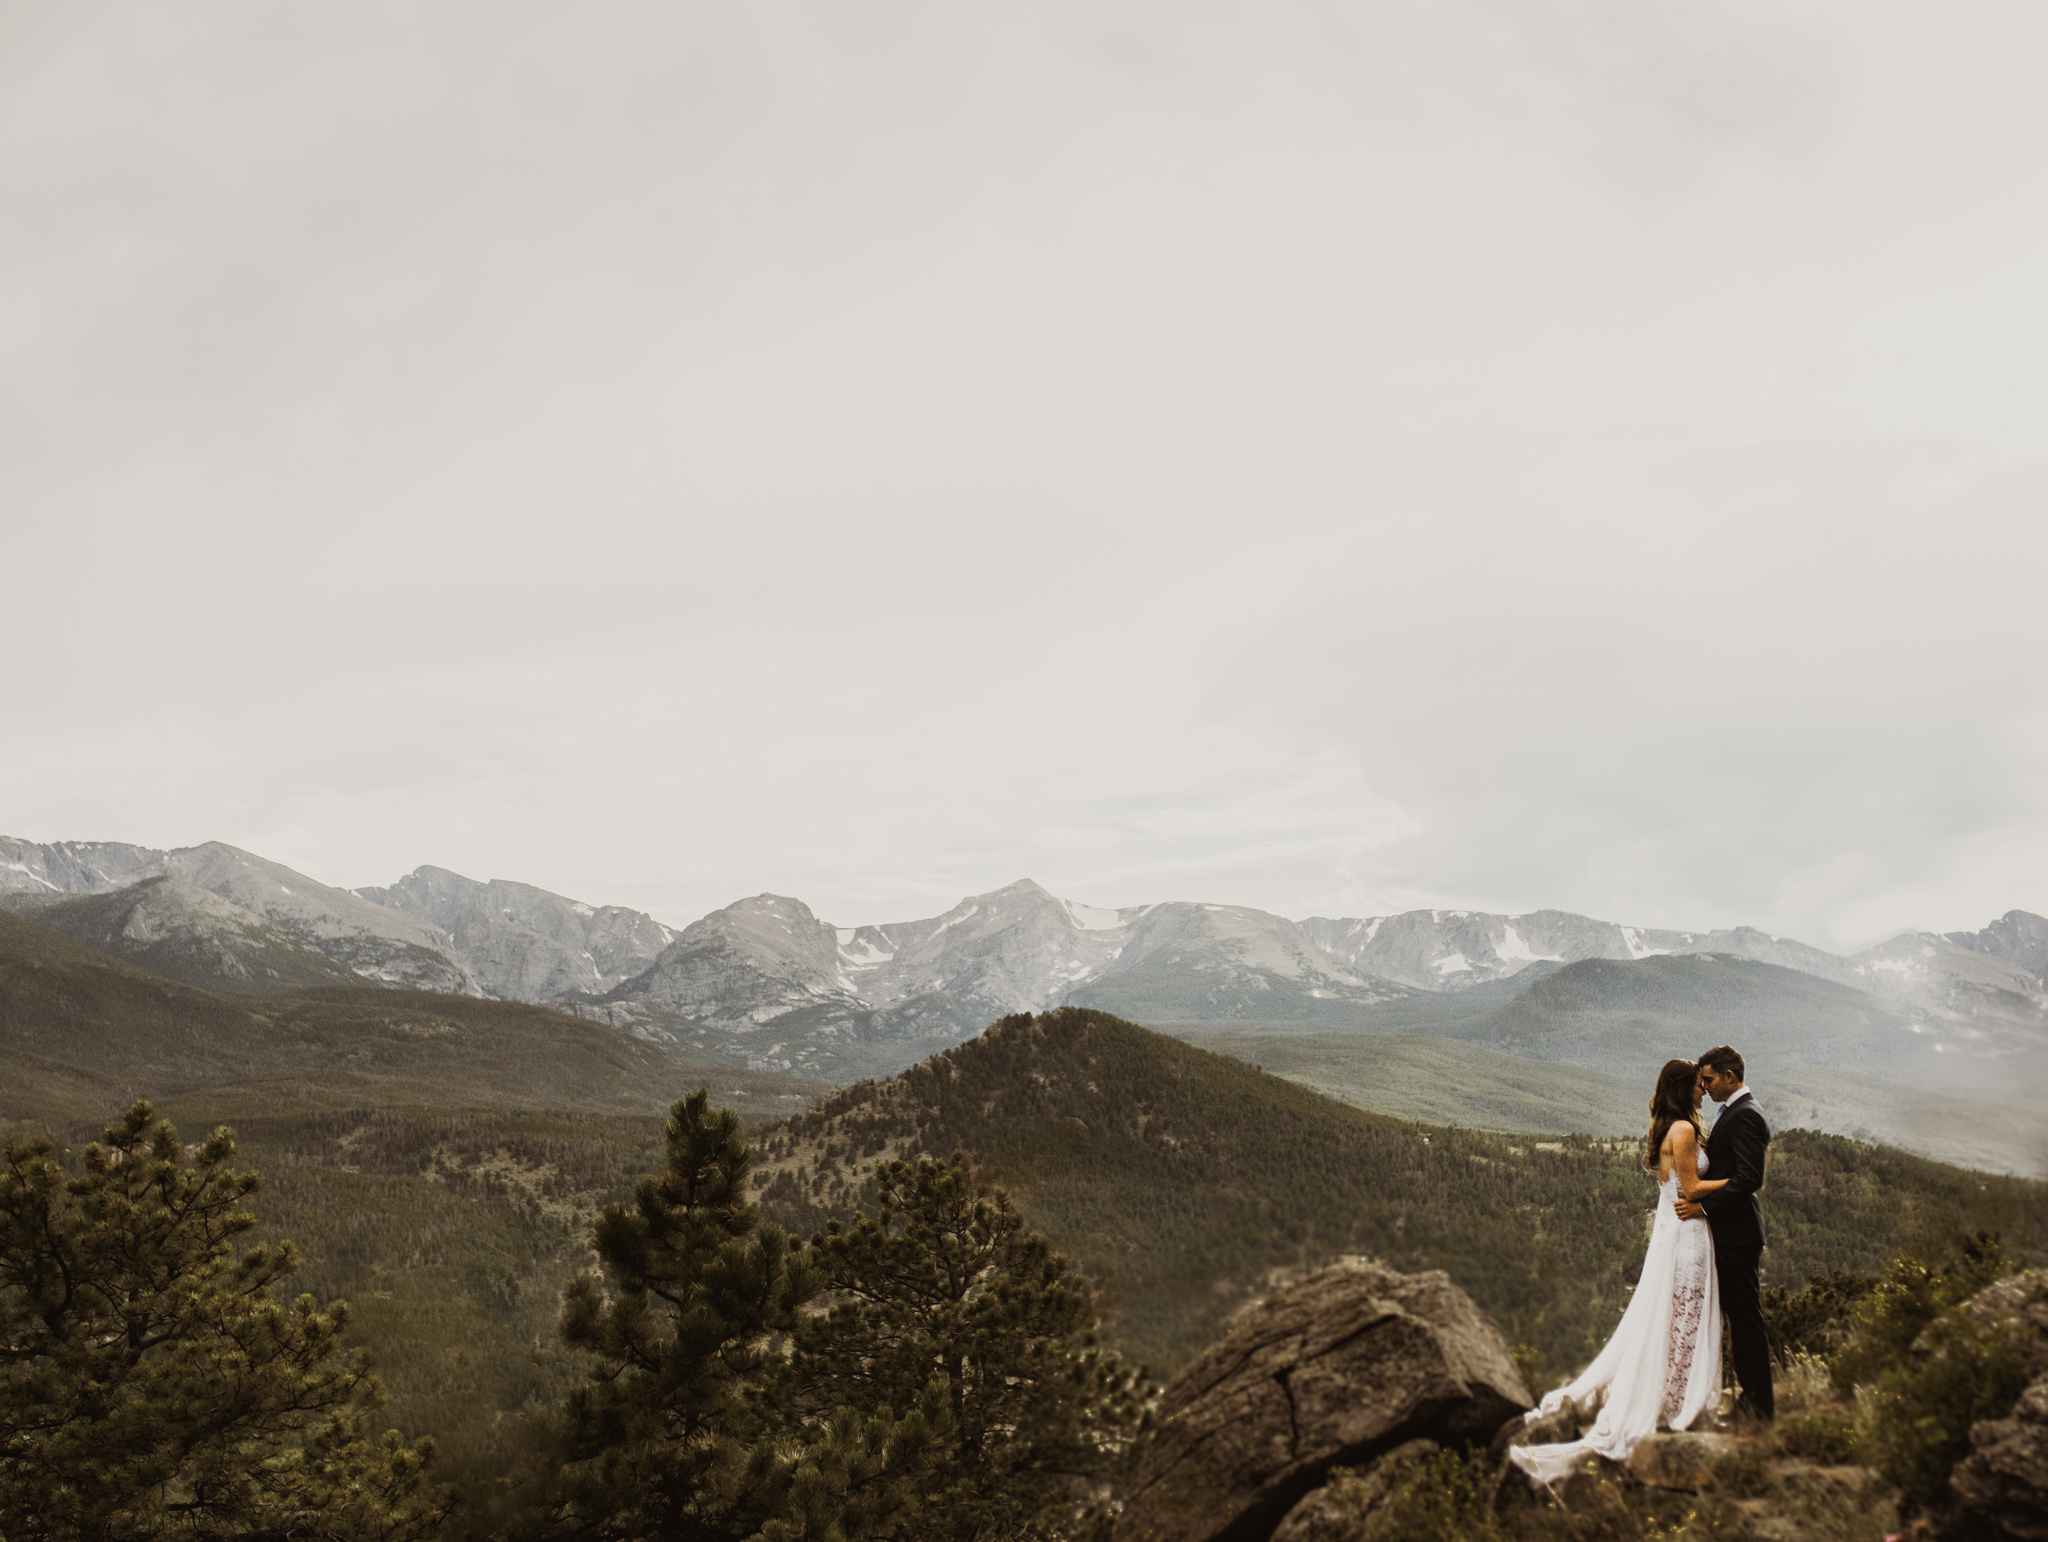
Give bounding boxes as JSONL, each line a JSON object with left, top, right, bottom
{"left": 1946, "top": 1272, "right": 2048, "bottom": 1539}
{"left": 1961, "top": 1270, "right": 2048, "bottom": 1379}
{"left": 1115, "top": 1260, "right": 1531, "bottom": 1542}
{"left": 1625, "top": 1431, "right": 1739, "bottom": 1490}
{"left": 1954, "top": 1376, "right": 2048, "bottom": 1541}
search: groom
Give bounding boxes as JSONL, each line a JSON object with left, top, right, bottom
{"left": 1674, "top": 1045, "right": 1774, "bottom": 1421}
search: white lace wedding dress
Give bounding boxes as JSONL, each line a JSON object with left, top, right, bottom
{"left": 1508, "top": 1149, "right": 1722, "bottom": 1486}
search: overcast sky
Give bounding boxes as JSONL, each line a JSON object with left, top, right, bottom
{"left": 5, "top": 1, "right": 2045, "bottom": 950}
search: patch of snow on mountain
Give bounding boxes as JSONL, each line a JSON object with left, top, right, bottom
{"left": 1620, "top": 926, "right": 1665, "bottom": 960}
{"left": 1063, "top": 899, "right": 1123, "bottom": 931}
{"left": 1434, "top": 953, "right": 1473, "bottom": 975}
{"left": 929, "top": 905, "right": 979, "bottom": 938}
{"left": 838, "top": 937, "right": 893, "bottom": 968}
{"left": 572, "top": 901, "right": 595, "bottom": 917}
{"left": 0, "top": 862, "right": 59, "bottom": 890}
{"left": 1495, "top": 923, "right": 1560, "bottom": 964}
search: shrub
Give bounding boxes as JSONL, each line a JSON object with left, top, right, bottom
{"left": 1761, "top": 1270, "right": 1877, "bottom": 1365}
{"left": 1773, "top": 1351, "right": 1837, "bottom": 1415}
{"left": 1355, "top": 1448, "right": 1502, "bottom": 1542}
{"left": 1713, "top": 1444, "right": 1774, "bottom": 1498}
{"left": 1855, "top": 1308, "right": 2030, "bottom": 1512}
{"left": 1831, "top": 1231, "right": 2007, "bottom": 1393}
{"left": 1774, "top": 1408, "right": 1859, "bottom": 1464}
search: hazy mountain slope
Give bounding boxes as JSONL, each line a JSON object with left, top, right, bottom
{"left": 1164, "top": 1029, "right": 1648, "bottom": 1134}
{"left": 159, "top": 843, "right": 481, "bottom": 994}
{"left": 1842, "top": 928, "right": 2048, "bottom": 1051}
{"left": 0, "top": 877, "right": 363, "bottom": 991}
{"left": 1066, "top": 901, "right": 1406, "bottom": 1021}
{"left": 1455, "top": 953, "right": 1927, "bottom": 1074}
{"left": 0, "top": 909, "right": 818, "bottom": 1124}
{"left": 1297, "top": 903, "right": 2048, "bottom": 1048}
{"left": 1299, "top": 907, "right": 1850, "bottom": 993}
{"left": 1947, "top": 909, "right": 2048, "bottom": 986}
{"left": 609, "top": 892, "right": 852, "bottom": 1023}
{"left": 595, "top": 882, "right": 1144, "bottom": 1078}
{"left": 0, "top": 836, "right": 481, "bottom": 996}
{"left": 614, "top": 881, "right": 1135, "bottom": 1027}
{"left": 1413, "top": 952, "right": 2048, "bottom": 1174}
{"left": 757, "top": 1008, "right": 2048, "bottom": 1376}
{"left": 0, "top": 836, "right": 168, "bottom": 895}
{"left": 850, "top": 879, "right": 1130, "bottom": 1018}
{"left": 357, "top": 865, "right": 675, "bottom": 1001}
{"left": 1168, "top": 1019, "right": 2046, "bottom": 1176}
{"left": 592, "top": 884, "right": 1413, "bottom": 1076}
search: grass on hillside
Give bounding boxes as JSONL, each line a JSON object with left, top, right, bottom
{"left": 1162, "top": 1029, "right": 1646, "bottom": 1134}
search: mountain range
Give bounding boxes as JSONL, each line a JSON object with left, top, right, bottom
{"left": 5, "top": 832, "right": 2045, "bottom": 1169}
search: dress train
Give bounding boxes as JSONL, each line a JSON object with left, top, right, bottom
{"left": 1508, "top": 1155, "right": 1722, "bottom": 1485}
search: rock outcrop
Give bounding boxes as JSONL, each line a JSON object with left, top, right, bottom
{"left": 1951, "top": 1271, "right": 2048, "bottom": 1539}
{"left": 1960, "top": 1269, "right": 2048, "bottom": 1377}
{"left": 1954, "top": 1377, "right": 2048, "bottom": 1540}
{"left": 1115, "top": 1260, "right": 1530, "bottom": 1542}
{"left": 1626, "top": 1431, "right": 1740, "bottom": 1490}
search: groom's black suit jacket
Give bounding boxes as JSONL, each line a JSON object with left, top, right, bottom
{"left": 1699, "top": 1091, "right": 1770, "bottom": 1252}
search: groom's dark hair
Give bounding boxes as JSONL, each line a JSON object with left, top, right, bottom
{"left": 1698, "top": 1045, "right": 1745, "bottom": 1081}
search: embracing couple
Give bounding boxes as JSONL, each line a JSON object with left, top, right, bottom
{"left": 1509, "top": 1045, "right": 1774, "bottom": 1486}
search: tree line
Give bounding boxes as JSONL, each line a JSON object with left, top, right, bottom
{"left": 1, "top": 1093, "right": 1149, "bottom": 1542}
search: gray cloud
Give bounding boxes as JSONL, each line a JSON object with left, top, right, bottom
{"left": 3, "top": 2, "right": 2043, "bottom": 946}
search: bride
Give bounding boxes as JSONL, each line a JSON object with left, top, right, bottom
{"left": 1509, "top": 1059, "right": 1727, "bottom": 1485}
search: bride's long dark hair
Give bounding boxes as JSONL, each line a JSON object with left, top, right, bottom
{"left": 1643, "top": 1058, "right": 1702, "bottom": 1174}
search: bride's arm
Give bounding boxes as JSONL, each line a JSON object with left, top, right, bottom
{"left": 1671, "top": 1123, "right": 1727, "bottom": 1201}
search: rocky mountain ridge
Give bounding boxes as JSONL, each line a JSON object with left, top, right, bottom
{"left": 4, "top": 833, "right": 2042, "bottom": 1084}
{"left": 356, "top": 865, "right": 676, "bottom": 1002}
{"left": 0, "top": 837, "right": 480, "bottom": 994}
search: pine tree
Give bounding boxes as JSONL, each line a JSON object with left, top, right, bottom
{"left": 799, "top": 1154, "right": 1153, "bottom": 1542}
{"left": 0, "top": 1102, "right": 447, "bottom": 1542}
{"left": 546, "top": 1090, "right": 948, "bottom": 1542}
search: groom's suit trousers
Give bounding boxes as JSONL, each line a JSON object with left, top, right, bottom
{"left": 1701, "top": 1095, "right": 1775, "bottom": 1420}
{"left": 1714, "top": 1243, "right": 1773, "bottom": 1420}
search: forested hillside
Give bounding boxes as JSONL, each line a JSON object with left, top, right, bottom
{"left": 0, "top": 908, "right": 817, "bottom": 1124}
{"left": 0, "top": 910, "right": 823, "bottom": 1523}
{"left": 754, "top": 1008, "right": 2048, "bottom": 1375}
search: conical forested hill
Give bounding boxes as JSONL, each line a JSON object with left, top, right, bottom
{"left": 754, "top": 1007, "right": 2046, "bottom": 1377}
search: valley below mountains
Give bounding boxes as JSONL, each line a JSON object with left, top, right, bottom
{"left": 5, "top": 833, "right": 2046, "bottom": 1174}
